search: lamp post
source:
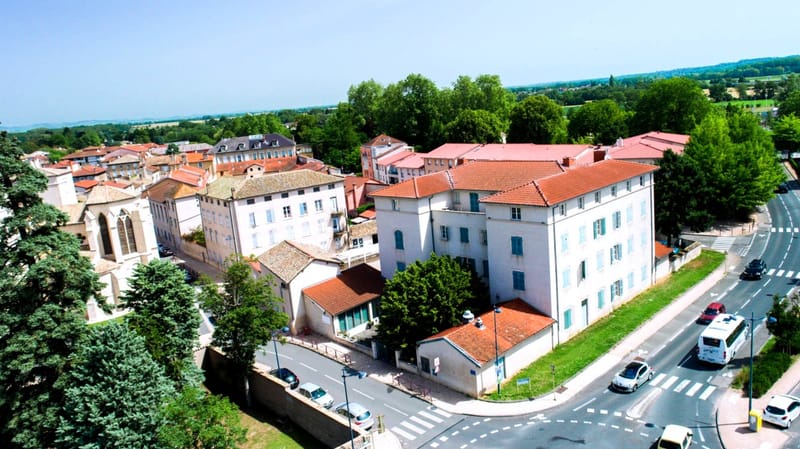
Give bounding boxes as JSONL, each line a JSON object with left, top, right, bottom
{"left": 493, "top": 305, "right": 502, "bottom": 395}
{"left": 272, "top": 326, "right": 290, "bottom": 373}
{"left": 341, "top": 367, "right": 367, "bottom": 449}
{"left": 748, "top": 312, "right": 777, "bottom": 413}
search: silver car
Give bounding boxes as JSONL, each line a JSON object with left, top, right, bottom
{"left": 298, "top": 382, "right": 334, "bottom": 409}
{"left": 333, "top": 402, "right": 374, "bottom": 430}
{"left": 611, "top": 360, "right": 654, "bottom": 392}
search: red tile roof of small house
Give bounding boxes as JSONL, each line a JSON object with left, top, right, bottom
{"left": 303, "top": 264, "right": 384, "bottom": 316}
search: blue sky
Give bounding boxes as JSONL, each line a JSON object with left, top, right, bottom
{"left": 2, "top": 0, "right": 798, "bottom": 129}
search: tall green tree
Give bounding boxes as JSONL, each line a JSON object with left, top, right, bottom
{"left": 629, "top": 77, "right": 712, "bottom": 134}
{"left": 377, "top": 74, "right": 445, "bottom": 151}
{"left": 319, "top": 103, "right": 365, "bottom": 173}
{"left": 779, "top": 90, "right": 800, "bottom": 118}
{"left": 377, "top": 254, "right": 487, "bottom": 359}
{"left": 566, "top": 99, "right": 630, "bottom": 144}
{"left": 0, "top": 132, "right": 103, "bottom": 449}
{"left": 507, "top": 95, "right": 566, "bottom": 143}
{"left": 772, "top": 114, "right": 800, "bottom": 152}
{"left": 198, "top": 259, "right": 288, "bottom": 405}
{"left": 654, "top": 150, "right": 713, "bottom": 245}
{"left": 348, "top": 79, "right": 384, "bottom": 138}
{"left": 444, "top": 109, "right": 505, "bottom": 143}
{"left": 767, "top": 293, "right": 800, "bottom": 354}
{"left": 120, "top": 259, "right": 202, "bottom": 388}
{"left": 56, "top": 323, "right": 175, "bottom": 449}
{"left": 159, "top": 387, "right": 247, "bottom": 449}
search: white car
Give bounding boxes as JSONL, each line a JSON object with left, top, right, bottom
{"left": 333, "top": 402, "right": 374, "bottom": 430}
{"left": 657, "top": 424, "right": 693, "bottom": 449}
{"left": 298, "top": 382, "right": 334, "bottom": 409}
{"left": 763, "top": 394, "right": 800, "bottom": 428}
{"left": 611, "top": 360, "right": 654, "bottom": 392}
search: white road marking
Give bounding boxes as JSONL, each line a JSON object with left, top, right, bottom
{"left": 650, "top": 373, "right": 667, "bottom": 387}
{"left": 699, "top": 386, "right": 717, "bottom": 400}
{"left": 383, "top": 403, "right": 407, "bottom": 416}
{"left": 661, "top": 375, "right": 679, "bottom": 390}
{"left": 674, "top": 379, "right": 691, "bottom": 393}
{"left": 777, "top": 270, "right": 785, "bottom": 277}
{"left": 587, "top": 408, "right": 595, "bottom": 413}
{"left": 299, "top": 362, "right": 317, "bottom": 372}
{"left": 325, "top": 374, "right": 342, "bottom": 385}
{"left": 410, "top": 415, "right": 434, "bottom": 429}
{"left": 401, "top": 421, "right": 425, "bottom": 434}
{"left": 685, "top": 382, "right": 703, "bottom": 397}
{"left": 353, "top": 388, "right": 373, "bottom": 400}
{"left": 430, "top": 408, "right": 452, "bottom": 418}
{"left": 572, "top": 397, "right": 596, "bottom": 412}
{"left": 787, "top": 271, "right": 795, "bottom": 278}
{"left": 418, "top": 410, "right": 443, "bottom": 423}
{"left": 391, "top": 426, "right": 415, "bottom": 440}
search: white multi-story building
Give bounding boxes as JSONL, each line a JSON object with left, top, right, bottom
{"left": 198, "top": 169, "right": 347, "bottom": 265}
{"left": 145, "top": 165, "right": 208, "bottom": 251}
{"left": 370, "top": 159, "right": 658, "bottom": 343}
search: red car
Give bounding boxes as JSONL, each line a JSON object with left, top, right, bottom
{"left": 698, "top": 302, "right": 726, "bottom": 324}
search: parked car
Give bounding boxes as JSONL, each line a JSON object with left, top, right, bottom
{"left": 298, "top": 382, "right": 334, "bottom": 408}
{"left": 611, "top": 360, "right": 654, "bottom": 392}
{"left": 269, "top": 367, "right": 299, "bottom": 389}
{"left": 763, "top": 394, "right": 800, "bottom": 428}
{"left": 697, "top": 302, "right": 727, "bottom": 324}
{"left": 333, "top": 402, "right": 374, "bottom": 430}
{"left": 656, "top": 424, "right": 693, "bottom": 449}
{"left": 742, "top": 259, "right": 767, "bottom": 280}
{"left": 776, "top": 182, "right": 789, "bottom": 194}
{"left": 157, "top": 243, "right": 173, "bottom": 257}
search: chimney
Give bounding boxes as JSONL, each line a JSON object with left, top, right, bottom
{"left": 462, "top": 310, "right": 475, "bottom": 324}
{"left": 474, "top": 317, "right": 485, "bottom": 329}
{"left": 562, "top": 156, "right": 576, "bottom": 167}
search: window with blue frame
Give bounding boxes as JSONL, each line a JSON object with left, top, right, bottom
{"left": 394, "top": 230, "right": 404, "bottom": 249}
{"left": 564, "top": 309, "right": 573, "bottom": 329}
{"left": 512, "top": 271, "right": 525, "bottom": 290}
{"left": 460, "top": 227, "right": 469, "bottom": 243}
{"left": 469, "top": 192, "right": 479, "bottom": 212}
{"left": 511, "top": 236, "right": 523, "bottom": 255}
{"left": 338, "top": 303, "right": 371, "bottom": 332}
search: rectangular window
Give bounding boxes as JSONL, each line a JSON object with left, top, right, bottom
{"left": 628, "top": 272, "right": 634, "bottom": 290}
{"left": 328, "top": 184, "right": 335, "bottom": 190}
{"left": 397, "top": 261, "right": 406, "bottom": 271}
{"left": 641, "top": 265, "right": 647, "bottom": 282}
{"left": 641, "top": 200, "right": 647, "bottom": 217}
{"left": 626, "top": 205, "right": 633, "bottom": 223}
{"left": 249, "top": 212, "right": 256, "bottom": 227}
{"left": 453, "top": 192, "right": 461, "bottom": 204}
{"left": 512, "top": 271, "right": 525, "bottom": 291}
{"left": 595, "top": 191, "right": 601, "bottom": 203}
{"left": 560, "top": 233, "right": 569, "bottom": 253}
{"left": 564, "top": 309, "right": 572, "bottom": 329}
{"left": 251, "top": 233, "right": 259, "bottom": 248}
{"left": 480, "top": 230, "right": 488, "bottom": 245}
{"left": 598, "top": 290, "right": 605, "bottom": 309}
{"left": 394, "top": 230, "right": 404, "bottom": 250}
{"left": 593, "top": 218, "right": 606, "bottom": 239}
{"left": 266, "top": 209, "right": 274, "bottom": 223}
{"left": 286, "top": 225, "right": 295, "bottom": 240}
{"left": 352, "top": 237, "right": 364, "bottom": 248}
{"left": 392, "top": 199, "right": 399, "bottom": 211}
{"left": 611, "top": 185, "right": 617, "bottom": 197}
{"left": 315, "top": 199, "right": 323, "bottom": 212}
{"left": 460, "top": 227, "right": 469, "bottom": 243}
{"left": 282, "top": 206, "right": 291, "bottom": 218}
{"left": 246, "top": 198, "right": 255, "bottom": 205}
{"left": 511, "top": 236, "right": 523, "bottom": 255}
{"left": 302, "top": 221, "right": 311, "bottom": 236}
{"left": 469, "top": 192, "right": 480, "bottom": 212}
{"left": 281, "top": 192, "right": 289, "bottom": 199}
{"left": 627, "top": 237, "right": 634, "bottom": 255}
{"left": 440, "top": 225, "right": 450, "bottom": 241}
{"left": 559, "top": 203, "right": 566, "bottom": 216}
{"left": 562, "top": 268, "right": 571, "bottom": 289}
{"left": 611, "top": 279, "right": 623, "bottom": 300}
{"left": 298, "top": 189, "right": 305, "bottom": 195}
{"left": 626, "top": 180, "right": 632, "bottom": 191}
{"left": 264, "top": 195, "right": 272, "bottom": 201}
{"left": 610, "top": 243, "right": 622, "bottom": 264}
{"left": 299, "top": 202, "right": 308, "bottom": 216}
{"left": 313, "top": 186, "right": 320, "bottom": 192}
{"left": 613, "top": 211, "right": 622, "bottom": 229}
{"left": 578, "top": 197, "right": 585, "bottom": 209}
{"left": 511, "top": 207, "right": 521, "bottom": 221}
{"left": 268, "top": 229, "right": 276, "bottom": 244}
{"left": 579, "top": 225, "right": 586, "bottom": 244}
{"left": 579, "top": 260, "right": 587, "bottom": 282}
{"left": 596, "top": 250, "right": 605, "bottom": 270}
{"left": 640, "top": 175, "right": 645, "bottom": 186}
{"left": 482, "top": 260, "right": 489, "bottom": 278}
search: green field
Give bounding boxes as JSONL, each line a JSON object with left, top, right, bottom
{"left": 716, "top": 98, "right": 776, "bottom": 112}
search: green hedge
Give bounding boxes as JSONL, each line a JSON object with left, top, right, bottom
{"left": 745, "top": 350, "right": 793, "bottom": 398}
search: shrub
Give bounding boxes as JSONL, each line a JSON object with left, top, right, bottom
{"left": 746, "top": 350, "right": 792, "bottom": 398}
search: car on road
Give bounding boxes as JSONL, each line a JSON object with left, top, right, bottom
{"left": 270, "top": 367, "right": 299, "bottom": 389}
{"left": 741, "top": 258, "right": 767, "bottom": 280}
{"left": 157, "top": 243, "right": 174, "bottom": 257}
{"left": 611, "top": 360, "right": 654, "bottom": 392}
{"left": 656, "top": 424, "right": 693, "bottom": 449}
{"left": 776, "top": 182, "right": 789, "bottom": 194}
{"left": 333, "top": 402, "right": 374, "bottom": 430}
{"left": 763, "top": 394, "right": 800, "bottom": 428}
{"left": 697, "top": 302, "right": 726, "bottom": 324}
{"left": 298, "top": 382, "right": 334, "bottom": 408}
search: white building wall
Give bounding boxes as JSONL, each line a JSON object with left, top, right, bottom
{"left": 42, "top": 171, "right": 77, "bottom": 207}
{"left": 265, "top": 260, "right": 340, "bottom": 335}
{"left": 417, "top": 339, "right": 481, "bottom": 397}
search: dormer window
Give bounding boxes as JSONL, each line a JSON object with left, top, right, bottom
{"left": 219, "top": 145, "right": 227, "bottom": 152}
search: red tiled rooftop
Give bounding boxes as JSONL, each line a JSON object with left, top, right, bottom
{"left": 393, "top": 152, "right": 425, "bottom": 169}
{"left": 422, "top": 299, "right": 555, "bottom": 365}
{"left": 424, "top": 143, "right": 481, "bottom": 159}
{"left": 377, "top": 149, "right": 415, "bottom": 165}
{"left": 655, "top": 241, "right": 674, "bottom": 259}
{"left": 464, "top": 144, "right": 594, "bottom": 163}
{"left": 363, "top": 134, "right": 406, "bottom": 148}
{"left": 72, "top": 165, "right": 106, "bottom": 177}
{"left": 74, "top": 179, "right": 99, "bottom": 189}
{"left": 303, "top": 264, "right": 384, "bottom": 315}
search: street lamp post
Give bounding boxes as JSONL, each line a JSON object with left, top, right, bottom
{"left": 493, "top": 306, "right": 502, "bottom": 395}
{"left": 748, "top": 312, "right": 777, "bottom": 413}
{"left": 341, "top": 367, "right": 367, "bottom": 449}
{"left": 272, "top": 327, "right": 290, "bottom": 373}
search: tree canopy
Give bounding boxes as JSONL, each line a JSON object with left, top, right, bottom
{"left": 445, "top": 109, "right": 505, "bottom": 143}
{"left": 0, "top": 132, "right": 103, "bottom": 449}
{"left": 654, "top": 150, "right": 713, "bottom": 244}
{"left": 772, "top": 114, "right": 800, "bottom": 152}
{"left": 566, "top": 99, "right": 630, "bottom": 144}
{"left": 507, "top": 95, "right": 566, "bottom": 143}
{"left": 377, "top": 254, "right": 488, "bottom": 359}
{"left": 198, "top": 259, "right": 288, "bottom": 403}
{"left": 159, "top": 387, "right": 247, "bottom": 449}
{"left": 630, "top": 77, "right": 712, "bottom": 135}
{"left": 377, "top": 74, "right": 446, "bottom": 151}
{"left": 56, "top": 323, "right": 175, "bottom": 449}
{"left": 120, "top": 259, "right": 202, "bottom": 388}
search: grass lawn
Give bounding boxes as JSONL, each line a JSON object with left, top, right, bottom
{"left": 238, "top": 406, "right": 325, "bottom": 449}
{"left": 486, "top": 249, "right": 725, "bottom": 401}
{"left": 716, "top": 99, "right": 775, "bottom": 112}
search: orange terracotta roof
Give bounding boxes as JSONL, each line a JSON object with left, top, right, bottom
{"left": 422, "top": 299, "right": 555, "bottom": 365}
{"left": 74, "top": 179, "right": 99, "bottom": 189}
{"left": 377, "top": 149, "right": 415, "bottom": 165}
{"left": 370, "top": 161, "right": 564, "bottom": 199}
{"left": 464, "top": 144, "right": 594, "bottom": 163}
{"left": 363, "top": 134, "right": 406, "bottom": 148}
{"left": 169, "top": 165, "right": 207, "bottom": 187}
{"left": 393, "top": 152, "right": 425, "bottom": 169}
{"left": 303, "top": 264, "right": 384, "bottom": 315}
{"left": 655, "top": 241, "right": 674, "bottom": 259}
{"left": 482, "top": 159, "right": 658, "bottom": 206}
{"left": 609, "top": 132, "right": 690, "bottom": 160}
{"left": 424, "top": 143, "right": 481, "bottom": 159}
{"left": 216, "top": 158, "right": 296, "bottom": 175}
{"left": 359, "top": 209, "right": 376, "bottom": 219}
{"left": 72, "top": 165, "right": 106, "bottom": 177}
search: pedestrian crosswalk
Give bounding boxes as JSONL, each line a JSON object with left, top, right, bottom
{"left": 710, "top": 236, "right": 737, "bottom": 252}
{"left": 772, "top": 227, "right": 800, "bottom": 233}
{"left": 764, "top": 268, "right": 800, "bottom": 279}
{"left": 391, "top": 406, "right": 453, "bottom": 442}
{"left": 648, "top": 373, "right": 716, "bottom": 400}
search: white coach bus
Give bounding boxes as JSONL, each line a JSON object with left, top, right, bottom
{"left": 697, "top": 314, "right": 749, "bottom": 365}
